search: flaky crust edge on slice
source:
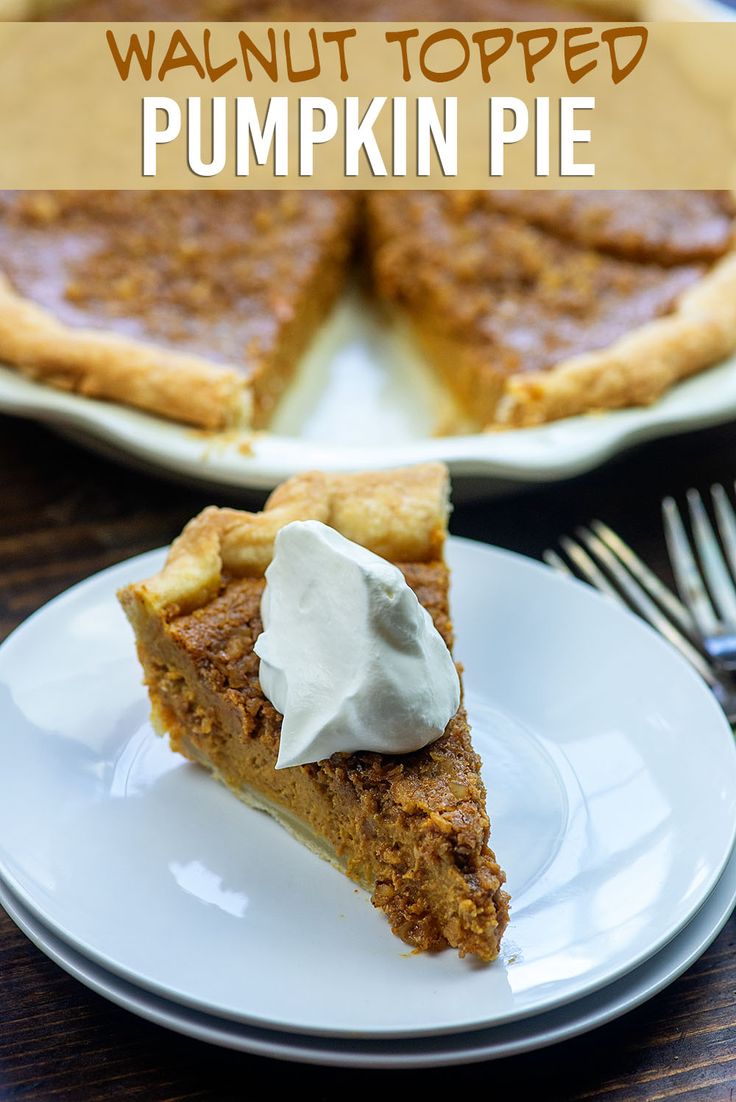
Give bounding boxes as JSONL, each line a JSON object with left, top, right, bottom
{"left": 122, "top": 462, "right": 451, "bottom": 616}
{"left": 492, "top": 249, "right": 736, "bottom": 428}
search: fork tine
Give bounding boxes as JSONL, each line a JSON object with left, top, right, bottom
{"left": 543, "top": 549, "right": 573, "bottom": 577}
{"left": 663, "top": 496, "right": 721, "bottom": 637}
{"left": 576, "top": 526, "right": 716, "bottom": 686}
{"left": 590, "top": 519, "right": 696, "bottom": 638}
{"left": 559, "top": 535, "right": 622, "bottom": 601}
{"left": 687, "top": 488, "right": 736, "bottom": 626}
{"left": 712, "top": 483, "right": 736, "bottom": 584}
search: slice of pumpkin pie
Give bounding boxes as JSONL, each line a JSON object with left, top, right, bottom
{"left": 118, "top": 463, "right": 509, "bottom": 960}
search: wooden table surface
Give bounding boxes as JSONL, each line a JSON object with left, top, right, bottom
{"left": 1, "top": 412, "right": 735, "bottom": 1101}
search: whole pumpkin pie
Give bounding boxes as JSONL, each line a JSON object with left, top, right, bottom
{"left": 118, "top": 462, "right": 509, "bottom": 960}
{"left": 3, "top": 185, "right": 736, "bottom": 432}
{"left": 4, "top": 185, "right": 735, "bottom": 431}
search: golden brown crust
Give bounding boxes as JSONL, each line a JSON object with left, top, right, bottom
{"left": 495, "top": 250, "right": 736, "bottom": 427}
{"left": 124, "top": 463, "right": 450, "bottom": 616}
{"left": 0, "top": 275, "right": 251, "bottom": 430}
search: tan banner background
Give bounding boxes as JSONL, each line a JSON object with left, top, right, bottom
{"left": 0, "top": 21, "right": 734, "bottom": 188}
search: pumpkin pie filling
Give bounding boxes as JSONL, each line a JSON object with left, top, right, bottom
{"left": 484, "top": 190, "right": 736, "bottom": 266}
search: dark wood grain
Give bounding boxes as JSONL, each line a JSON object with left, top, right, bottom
{"left": 1, "top": 412, "right": 735, "bottom": 1101}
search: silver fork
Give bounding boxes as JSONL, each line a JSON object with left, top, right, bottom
{"left": 662, "top": 486, "right": 736, "bottom": 673}
{"left": 544, "top": 484, "right": 736, "bottom": 725}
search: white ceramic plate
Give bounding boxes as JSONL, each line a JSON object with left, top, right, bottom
{"left": 2, "top": 839, "right": 735, "bottom": 1068}
{"left": 3, "top": 292, "right": 736, "bottom": 494}
{"left": 0, "top": 540, "right": 734, "bottom": 1040}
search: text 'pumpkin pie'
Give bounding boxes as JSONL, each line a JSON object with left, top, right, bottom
{"left": 118, "top": 462, "right": 510, "bottom": 960}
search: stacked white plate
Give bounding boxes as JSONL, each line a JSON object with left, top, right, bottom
{"left": 0, "top": 538, "right": 734, "bottom": 1067}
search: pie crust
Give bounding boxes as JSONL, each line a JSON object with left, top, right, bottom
{"left": 498, "top": 254, "right": 736, "bottom": 427}
{"left": 119, "top": 463, "right": 510, "bottom": 960}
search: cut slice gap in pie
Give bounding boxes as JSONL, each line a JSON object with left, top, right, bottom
{"left": 118, "top": 462, "right": 509, "bottom": 961}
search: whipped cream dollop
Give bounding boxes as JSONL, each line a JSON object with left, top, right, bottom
{"left": 253, "top": 520, "right": 460, "bottom": 769}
